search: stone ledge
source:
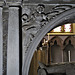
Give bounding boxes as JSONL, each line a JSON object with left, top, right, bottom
{"left": 7, "top": 0, "right": 22, "bottom": 2}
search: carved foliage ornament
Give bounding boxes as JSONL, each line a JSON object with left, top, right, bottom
{"left": 22, "top": 4, "right": 73, "bottom": 52}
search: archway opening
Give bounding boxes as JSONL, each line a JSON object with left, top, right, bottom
{"left": 29, "top": 23, "right": 75, "bottom": 75}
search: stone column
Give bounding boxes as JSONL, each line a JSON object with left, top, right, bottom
{"left": 0, "top": 7, "right": 3, "bottom": 75}
{"left": 73, "top": 23, "right": 75, "bottom": 33}
{"left": 7, "top": 7, "right": 19, "bottom": 75}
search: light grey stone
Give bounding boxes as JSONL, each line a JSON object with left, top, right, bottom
{"left": 7, "top": 0, "right": 21, "bottom": 2}
{"left": 0, "top": 7, "right": 3, "bottom": 75}
{"left": 7, "top": 7, "right": 19, "bottom": 75}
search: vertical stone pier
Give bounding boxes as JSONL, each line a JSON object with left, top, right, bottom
{"left": 7, "top": 7, "right": 19, "bottom": 75}
{"left": 0, "top": 7, "right": 3, "bottom": 75}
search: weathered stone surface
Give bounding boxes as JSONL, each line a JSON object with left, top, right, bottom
{"left": 38, "top": 69, "right": 47, "bottom": 75}
{"left": 7, "top": 7, "right": 19, "bottom": 75}
{"left": 23, "top": 0, "right": 28, "bottom": 1}
{"left": 0, "top": 0, "right": 3, "bottom": 2}
{"left": 7, "top": 0, "right": 21, "bottom": 2}
{"left": 66, "top": 64, "right": 75, "bottom": 75}
{"left": 0, "top": 7, "right": 3, "bottom": 75}
{"left": 3, "top": 6, "right": 9, "bottom": 75}
{"left": 23, "top": 0, "right": 75, "bottom": 3}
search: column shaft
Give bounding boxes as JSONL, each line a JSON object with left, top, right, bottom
{"left": 7, "top": 7, "right": 19, "bottom": 75}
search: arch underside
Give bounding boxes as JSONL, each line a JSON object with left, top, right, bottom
{"left": 22, "top": 8, "right": 75, "bottom": 75}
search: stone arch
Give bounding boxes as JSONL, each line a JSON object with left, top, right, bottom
{"left": 22, "top": 8, "right": 75, "bottom": 75}
{"left": 63, "top": 36, "right": 75, "bottom": 46}
{"left": 63, "top": 36, "right": 75, "bottom": 62}
{"left": 50, "top": 36, "right": 63, "bottom": 46}
{"left": 49, "top": 36, "right": 63, "bottom": 63}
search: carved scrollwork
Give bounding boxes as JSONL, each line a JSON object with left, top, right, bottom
{"left": 36, "top": 4, "right": 45, "bottom": 14}
{"left": 22, "top": 4, "right": 73, "bottom": 53}
{"left": 22, "top": 13, "right": 29, "bottom": 24}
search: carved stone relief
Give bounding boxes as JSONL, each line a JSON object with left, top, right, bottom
{"left": 22, "top": 4, "right": 73, "bottom": 58}
{"left": 22, "top": 7, "right": 75, "bottom": 75}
